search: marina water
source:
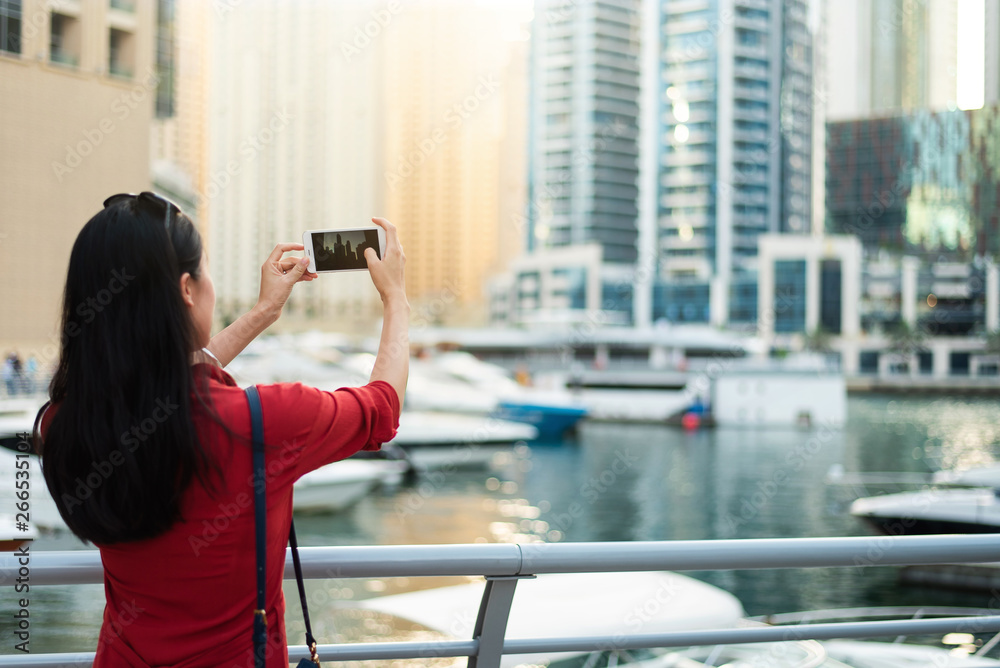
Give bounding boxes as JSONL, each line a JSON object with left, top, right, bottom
{"left": 4, "top": 394, "right": 1000, "bottom": 657}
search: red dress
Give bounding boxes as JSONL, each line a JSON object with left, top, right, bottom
{"left": 38, "top": 364, "right": 400, "bottom": 667}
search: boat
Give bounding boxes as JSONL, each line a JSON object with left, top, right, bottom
{"left": 536, "top": 368, "right": 695, "bottom": 423}
{"left": 850, "top": 487, "right": 1000, "bottom": 534}
{"left": 293, "top": 459, "right": 407, "bottom": 514}
{"left": 430, "top": 352, "right": 589, "bottom": 439}
{"left": 822, "top": 640, "right": 1000, "bottom": 667}
{"left": 392, "top": 411, "right": 537, "bottom": 447}
{"left": 754, "top": 607, "right": 1000, "bottom": 667}
{"left": 614, "top": 636, "right": 854, "bottom": 668}
{"left": 351, "top": 351, "right": 588, "bottom": 439}
{"left": 357, "top": 571, "right": 746, "bottom": 668}
{"left": 493, "top": 399, "right": 589, "bottom": 440}
{"left": 385, "top": 411, "right": 537, "bottom": 471}
{"left": 360, "top": 578, "right": 1000, "bottom": 668}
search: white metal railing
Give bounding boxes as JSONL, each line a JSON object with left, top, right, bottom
{"left": 2, "top": 534, "right": 1000, "bottom": 666}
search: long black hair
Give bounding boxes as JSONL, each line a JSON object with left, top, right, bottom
{"left": 41, "top": 197, "right": 216, "bottom": 544}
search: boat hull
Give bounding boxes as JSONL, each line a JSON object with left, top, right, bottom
{"left": 494, "top": 402, "right": 587, "bottom": 440}
{"left": 850, "top": 488, "right": 1000, "bottom": 535}
{"left": 857, "top": 515, "right": 1000, "bottom": 535}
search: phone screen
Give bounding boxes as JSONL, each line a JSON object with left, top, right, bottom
{"left": 309, "top": 229, "right": 381, "bottom": 271}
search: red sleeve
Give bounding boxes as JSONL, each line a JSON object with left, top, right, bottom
{"left": 257, "top": 379, "right": 400, "bottom": 479}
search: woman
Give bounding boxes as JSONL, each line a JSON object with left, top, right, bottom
{"left": 34, "top": 192, "right": 408, "bottom": 666}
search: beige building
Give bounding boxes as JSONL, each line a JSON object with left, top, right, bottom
{"left": 204, "top": 0, "right": 390, "bottom": 333}
{"left": 201, "top": 0, "right": 530, "bottom": 332}
{"left": 0, "top": 0, "right": 156, "bottom": 360}
{"left": 382, "top": 1, "right": 530, "bottom": 325}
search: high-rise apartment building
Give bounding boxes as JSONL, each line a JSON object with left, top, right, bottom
{"left": 382, "top": 1, "right": 531, "bottom": 324}
{"left": 200, "top": 0, "right": 529, "bottom": 331}
{"left": 0, "top": 0, "right": 156, "bottom": 354}
{"left": 492, "top": 0, "right": 817, "bottom": 329}
{"left": 825, "top": 0, "right": 958, "bottom": 120}
{"left": 514, "top": 0, "right": 642, "bottom": 326}
{"left": 206, "top": 0, "right": 389, "bottom": 331}
{"left": 527, "top": 0, "right": 642, "bottom": 266}
{"left": 653, "top": 0, "right": 814, "bottom": 326}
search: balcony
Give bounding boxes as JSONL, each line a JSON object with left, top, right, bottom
{"left": 734, "top": 61, "right": 769, "bottom": 79}
{"left": 662, "top": 190, "right": 712, "bottom": 208}
{"left": 49, "top": 48, "right": 78, "bottom": 67}
{"left": 663, "top": 18, "right": 711, "bottom": 35}
{"left": 733, "top": 43, "right": 768, "bottom": 59}
{"left": 731, "top": 190, "right": 768, "bottom": 206}
{"left": 733, "top": 14, "right": 769, "bottom": 32}
{"left": 661, "top": 170, "right": 713, "bottom": 189}
{"left": 733, "top": 84, "right": 770, "bottom": 102}
{"left": 732, "top": 106, "right": 769, "bottom": 122}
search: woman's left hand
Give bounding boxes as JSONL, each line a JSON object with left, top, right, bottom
{"left": 256, "top": 243, "right": 318, "bottom": 321}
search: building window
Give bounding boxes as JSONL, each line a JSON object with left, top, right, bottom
{"left": 155, "top": 0, "right": 176, "bottom": 116}
{"left": 654, "top": 281, "right": 710, "bottom": 324}
{"left": 553, "top": 267, "right": 587, "bottom": 310}
{"left": 774, "top": 260, "right": 807, "bottom": 333}
{"left": 50, "top": 12, "right": 81, "bottom": 67}
{"left": 918, "top": 351, "right": 933, "bottom": 375}
{"left": 109, "top": 28, "right": 135, "bottom": 78}
{"left": 0, "top": 0, "right": 21, "bottom": 55}
{"left": 729, "top": 280, "right": 757, "bottom": 323}
{"left": 602, "top": 281, "right": 632, "bottom": 323}
{"left": 859, "top": 351, "right": 879, "bottom": 375}
{"left": 950, "top": 352, "right": 970, "bottom": 376}
{"left": 819, "top": 259, "right": 842, "bottom": 334}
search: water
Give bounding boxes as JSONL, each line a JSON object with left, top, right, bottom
{"left": 4, "top": 394, "right": 1000, "bottom": 657}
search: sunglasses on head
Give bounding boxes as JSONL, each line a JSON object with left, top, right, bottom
{"left": 103, "top": 191, "right": 181, "bottom": 232}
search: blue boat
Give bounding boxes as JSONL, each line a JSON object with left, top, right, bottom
{"left": 494, "top": 400, "right": 588, "bottom": 440}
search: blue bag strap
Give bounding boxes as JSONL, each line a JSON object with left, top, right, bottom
{"left": 289, "top": 521, "right": 319, "bottom": 662}
{"left": 246, "top": 386, "right": 268, "bottom": 668}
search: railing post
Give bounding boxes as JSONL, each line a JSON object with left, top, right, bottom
{"left": 468, "top": 575, "right": 535, "bottom": 668}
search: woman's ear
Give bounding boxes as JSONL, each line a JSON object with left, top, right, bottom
{"left": 179, "top": 272, "right": 196, "bottom": 308}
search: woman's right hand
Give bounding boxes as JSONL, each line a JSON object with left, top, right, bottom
{"left": 365, "top": 217, "right": 407, "bottom": 304}
{"left": 365, "top": 217, "right": 409, "bottom": 409}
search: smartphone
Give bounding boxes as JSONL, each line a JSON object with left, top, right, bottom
{"left": 302, "top": 227, "right": 386, "bottom": 273}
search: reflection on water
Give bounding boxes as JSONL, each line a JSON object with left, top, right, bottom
{"left": 3, "top": 395, "right": 1000, "bottom": 656}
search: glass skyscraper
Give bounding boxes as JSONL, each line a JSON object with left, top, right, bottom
{"left": 654, "top": 0, "right": 814, "bottom": 326}
{"left": 527, "top": 0, "right": 643, "bottom": 265}
{"left": 513, "top": 0, "right": 815, "bottom": 328}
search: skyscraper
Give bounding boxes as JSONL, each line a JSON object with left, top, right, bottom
{"left": 825, "top": 0, "right": 958, "bottom": 120}
{"left": 198, "top": 0, "right": 530, "bottom": 331}
{"left": 526, "top": 0, "right": 643, "bottom": 314}
{"left": 492, "top": 0, "right": 817, "bottom": 328}
{"left": 381, "top": 0, "right": 531, "bottom": 325}
{"left": 653, "top": 0, "right": 815, "bottom": 326}
{"left": 206, "top": 0, "right": 388, "bottom": 331}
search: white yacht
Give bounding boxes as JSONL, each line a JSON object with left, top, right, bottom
{"left": 850, "top": 486, "right": 1000, "bottom": 534}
